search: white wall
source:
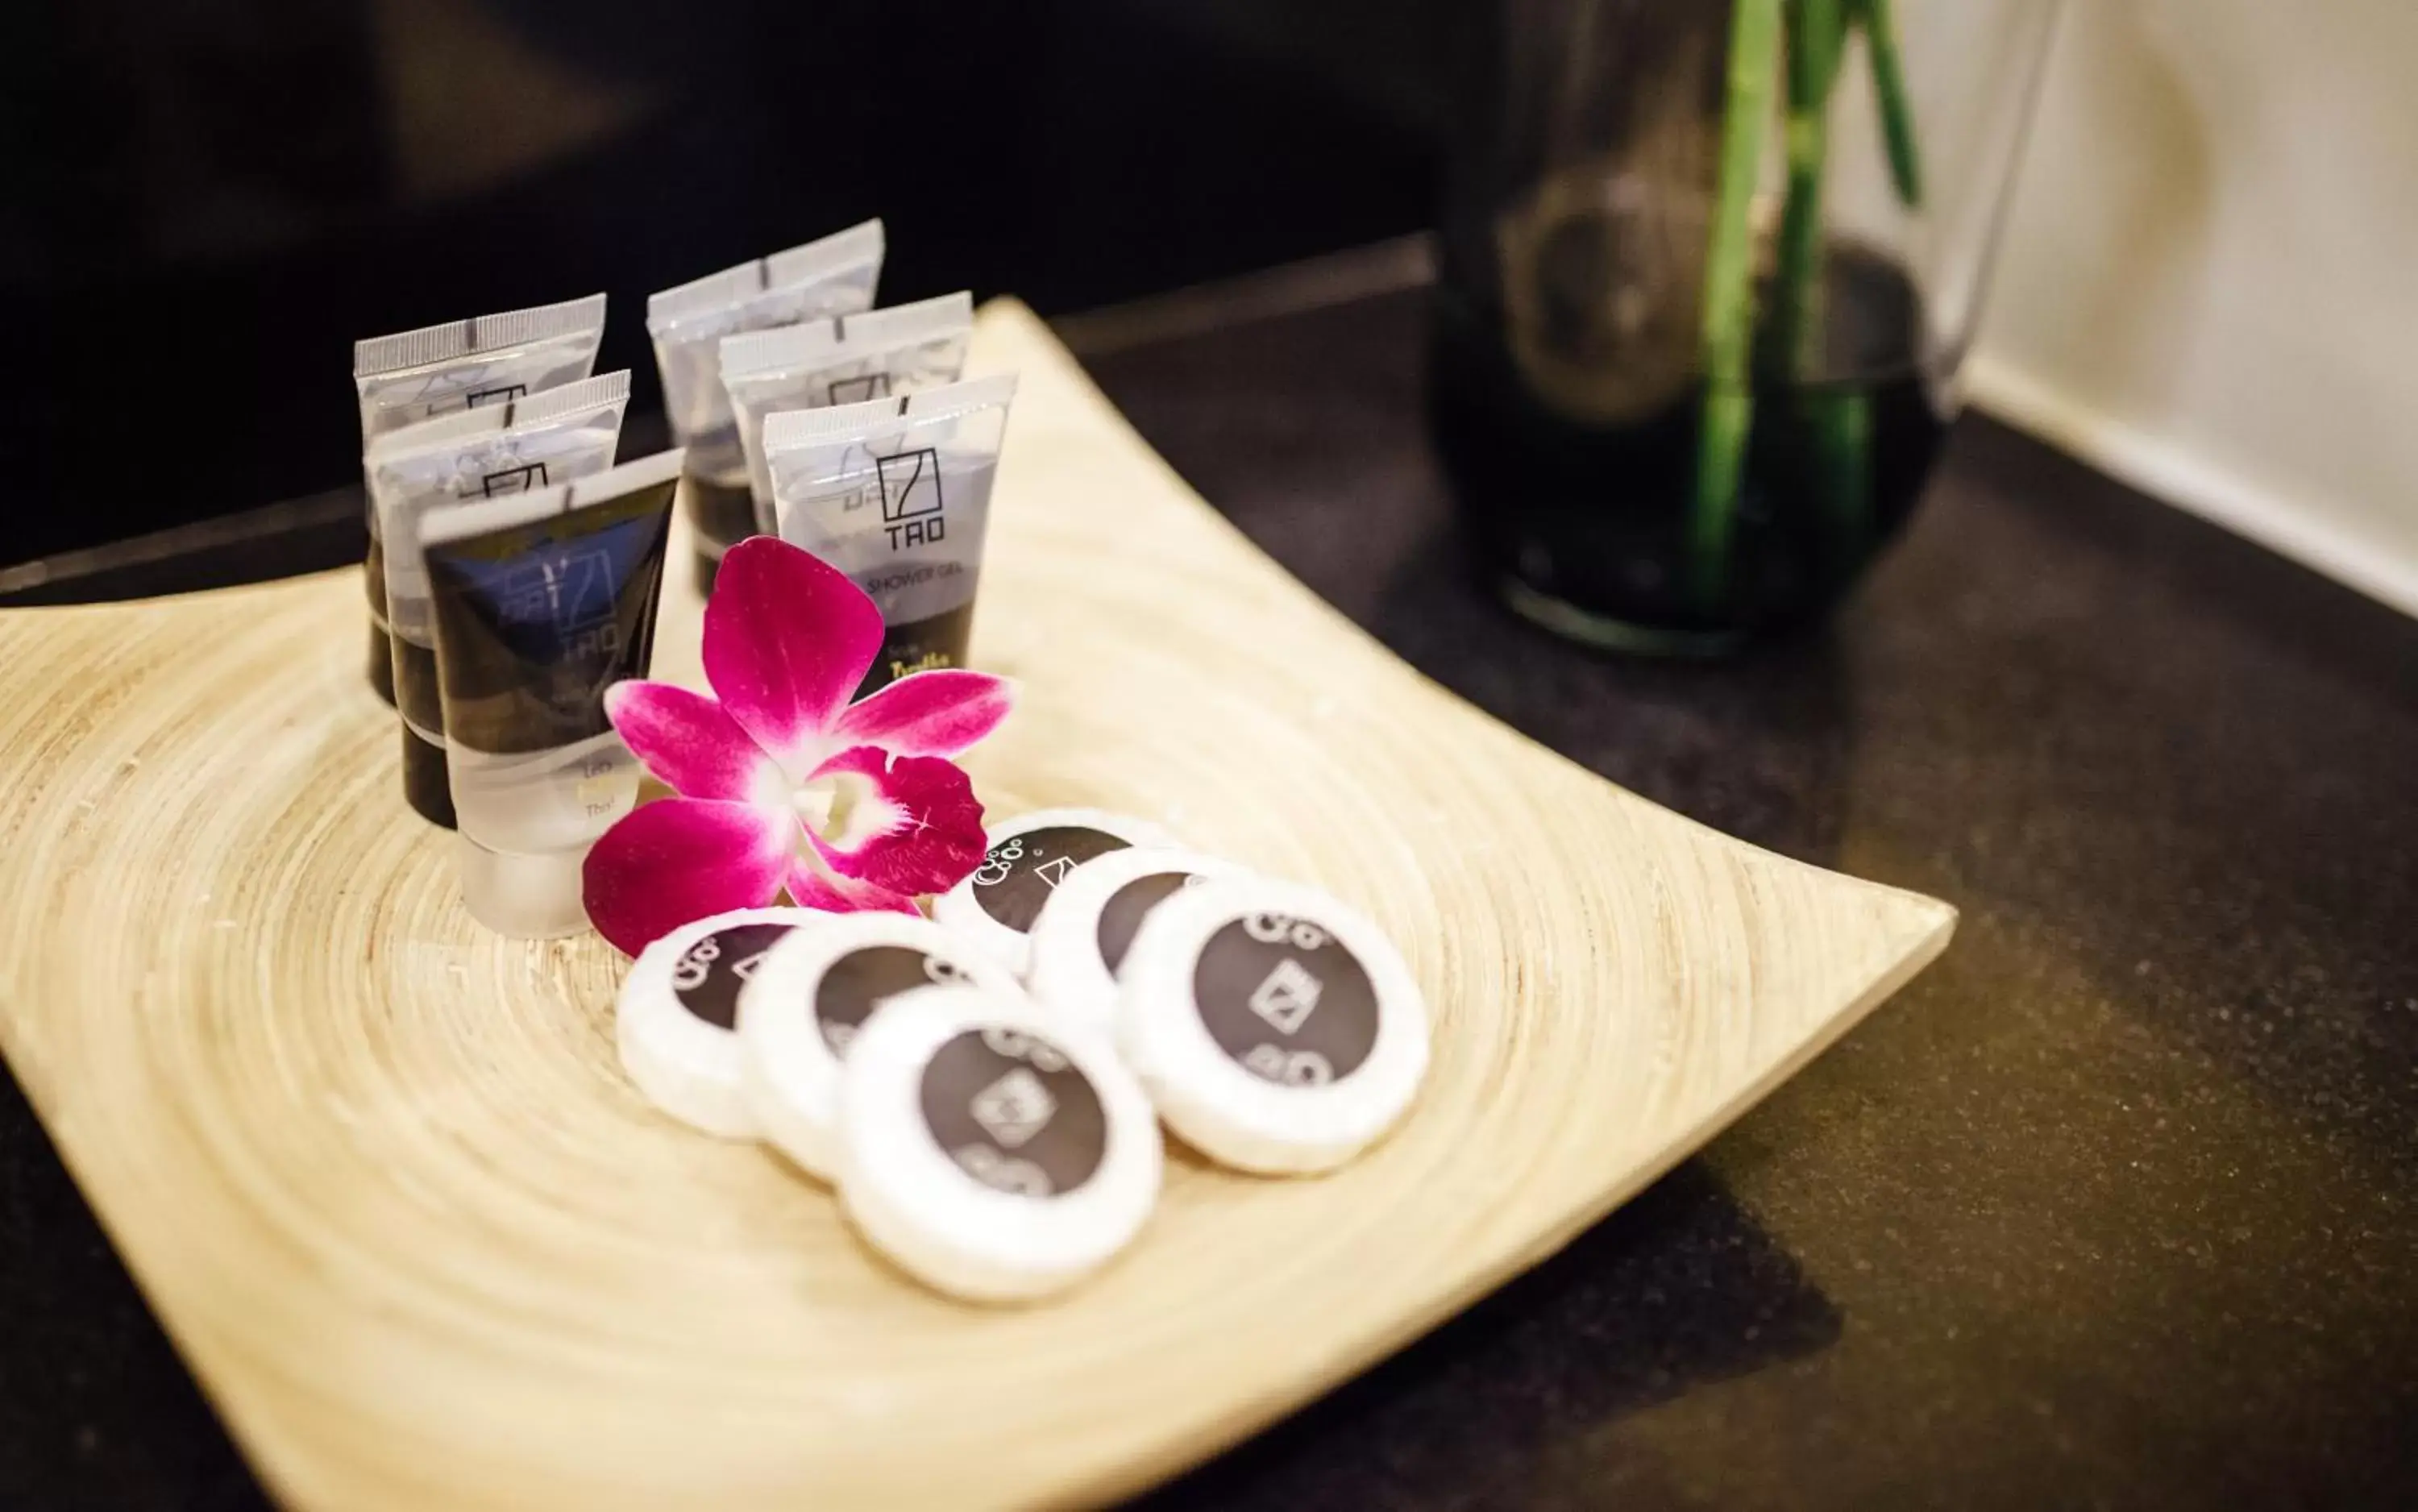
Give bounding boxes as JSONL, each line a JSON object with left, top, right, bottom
{"left": 1967, "top": 0, "right": 2418, "bottom": 616}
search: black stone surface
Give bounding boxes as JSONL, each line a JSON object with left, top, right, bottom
{"left": 3, "top": 266, "right": 2416, "bottom": 1510}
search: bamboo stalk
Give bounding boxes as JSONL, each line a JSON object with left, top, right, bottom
{"left": 1769, "top": 0, "right": 1876, "bottom": 592}
{"left": 1769, "top": 0, "right": 1848, "bottom": 375}
{"left": 1854, "top": 0, "right": 1925, "bottom": 206}
{"left": 1813, "top": 391, "right": 1875, "bottom": 579}
{"left": 1690, "top": 0, "right": 1785, "bottom": 612}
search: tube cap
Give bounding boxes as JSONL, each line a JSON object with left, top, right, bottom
{"left": 455, "top": 834, "right": 589, "bottom": 939}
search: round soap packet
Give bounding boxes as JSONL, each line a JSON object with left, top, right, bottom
{"left": 617, "top": 907, "right": 830, "bottom": 1139}
{"left": 737, "top": 911, "right": 1024, "bottom": 1181}
{"left": 1118, "top": 877, "right": 1428, "bottom": 1174}
{"left": 931, "top": 808, "right": 1176, "bottom": 976}
{"left": 1027, "top": 847, "right": 1255, "bottom": 1034}
{"left": 838, "top": 983, "right": 1162, "bottom": 1302}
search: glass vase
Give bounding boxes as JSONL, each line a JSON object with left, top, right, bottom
{"left": 1431, "top": 0, "right": 2063, "bottom": 654}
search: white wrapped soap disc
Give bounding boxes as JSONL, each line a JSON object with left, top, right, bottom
{"left": 931, "top": 808, "right": 1175, "bottom": 975}
{"left": 736, "top": 911, "right": 1024, "bottom": 1181}
{"left": 838, "top": 984, "right": 1162, "bottom": 1302}
{"left": 1027, "top": 847, "right": 1253, "bottom": 1034}
{"left": 1118, "top": 878, "right": 1428, "bottom": 1174}
{"left": 617, "top": 907, "right": 830, "bottom": 1138}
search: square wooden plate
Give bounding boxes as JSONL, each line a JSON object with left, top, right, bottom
{"left": 0, "top": 304, "right": 1952, "bottom": 1510}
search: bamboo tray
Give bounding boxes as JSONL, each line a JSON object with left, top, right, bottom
{"left": 0, "top": 302, "right": 1953, "bottom": 1510}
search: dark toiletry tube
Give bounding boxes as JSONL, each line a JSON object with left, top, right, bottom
{"left": 351, "top": 294, "right": 609, "bottom": 705}
{"left": 762, "top": 373, "right": 1017, "bottom": 695}
{"left": 367, "top": 372, "right": 633, "bottom": 827}
{"left": 647, "top": 222, "right": 883, "bottom": 588}
{"left": 720, "top": 290, "right": 974, "bottom": 538}
{"left": 422, "top": 448, "right": 683, "bottom": 938}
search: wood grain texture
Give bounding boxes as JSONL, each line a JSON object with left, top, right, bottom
{"left": 0, "top": 302, "right": 1953, "bottom": 1510}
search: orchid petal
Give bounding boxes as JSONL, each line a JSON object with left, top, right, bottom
{"left": 829, "top": 670, "right": 1016, "bottom": 758}
{"left": 582, "top": 798, "right": 796, "bottom": 956}
{"left": 803, "top": 746, "right": 987, "bottom": 898}
{"left": 702, "top": 538, "right": 884, "bottom": 780}
{"left": 785, "top": 855, "right": 923, "bottom": 917}
{"left": 604, "top": 680, "right": 787, "bottom": 808}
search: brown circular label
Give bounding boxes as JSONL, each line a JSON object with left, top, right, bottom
{"left": 969, "top": 825, "right": 1129, "bottom": 932}
{"left": 1191, "top": 913, "right": 1378, "bottom": 1086}
{"left": 1095, "top": 870, "right": 1209, "bottom": 974}
{"left": 916, "top": 1028, "right": 1106, "bottom": 1198}
{"left": 670, "top": 922, "right": 795, "bottom": 1029}
{"left": 812, "top": 945, "right": 970, "bottom": 1057}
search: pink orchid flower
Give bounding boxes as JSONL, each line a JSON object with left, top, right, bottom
{"left": 582, "top": 536, "right": 1009, "bottom": 955}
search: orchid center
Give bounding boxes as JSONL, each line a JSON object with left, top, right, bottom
{"left": 791, "top": 779, "right": 837, "bottom": 833}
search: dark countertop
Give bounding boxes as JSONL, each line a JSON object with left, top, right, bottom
{"left": 6, "top": 253, "right": 2416, "bottom": 1510}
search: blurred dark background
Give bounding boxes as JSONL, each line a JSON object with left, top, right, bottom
{"left": 0, "top": 0, "right": 1467, "bottom": 568}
